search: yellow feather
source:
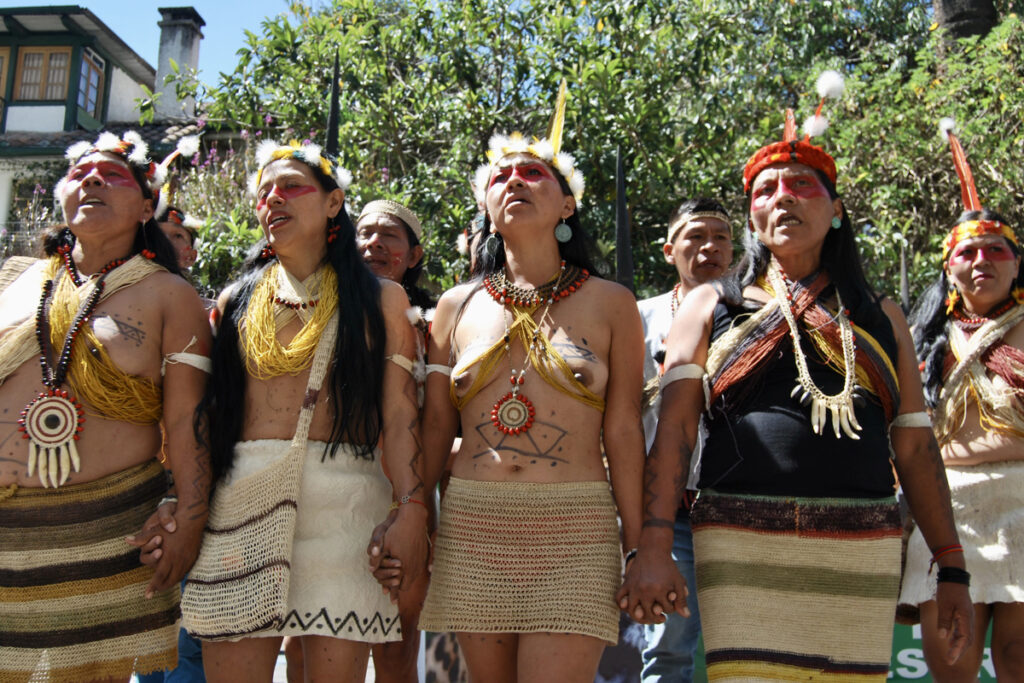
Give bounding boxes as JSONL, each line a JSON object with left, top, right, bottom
{"left": 546, "top": 79, "right": 568, "bottom": 155}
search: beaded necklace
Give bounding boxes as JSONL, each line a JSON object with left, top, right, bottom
{"left": 767, "top": 261, "right": 863, "bottom": 439}
{"left": 18, "top": 256, "right": 125, "bottom": 487}
{"left": 484, "top": 260, "right": 589, "bottom": 435}
{"left": 669, "top": 282, "right": 684, "bottom": 317}
{"left": 951, "top": 297, "right": 1016, "bottom": 332}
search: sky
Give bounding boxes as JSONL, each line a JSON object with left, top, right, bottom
{"left": 10, "top": 0, "right": 301, "bottom": 82}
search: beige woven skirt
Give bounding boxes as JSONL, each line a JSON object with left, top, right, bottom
{"left": 420, "top": 476, "right": 622, "bottom": 644}
{"left": 900, "top": 459, "right": 1024, "bottom": 611}
{"left": 229, "top": 439, "right": 399, "bottom": 642}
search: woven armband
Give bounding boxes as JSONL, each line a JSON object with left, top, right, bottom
{"left": 936, "top": 566, "right": 971, "bottom": 586}
{"left": 890, "top": 411, "right": 932, "bottom": 429}
{"left": 386, "top": 354, "right": 416, "bottom": 375}
{"left": 659, "top": 363, "right": 705, "bottom": 391}
{"left": 425, "top": 364, "right": 452, "bottom": 377}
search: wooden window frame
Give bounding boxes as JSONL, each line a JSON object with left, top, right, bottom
{"left": 78, "top": 48, "right": 105, "bottom": 118}
{"left": 14, "top": 46, "right": 72, "bottom": 102}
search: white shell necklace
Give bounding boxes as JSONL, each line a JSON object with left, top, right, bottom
{"left": 767, "top": 260, "right": 863, "bottom": 440}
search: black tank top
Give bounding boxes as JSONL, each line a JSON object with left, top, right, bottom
{"left": 698, "top": 300, "right": 898, "bottom": 498}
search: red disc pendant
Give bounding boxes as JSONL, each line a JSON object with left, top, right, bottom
{"left": 490, "top": 392, "right": 536, "bottom": 435}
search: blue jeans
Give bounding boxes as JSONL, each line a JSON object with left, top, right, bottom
{"left": 641, "top": 514, "right": 701, "bottom": 683}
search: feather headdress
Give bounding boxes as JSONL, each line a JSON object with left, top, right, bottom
{"left": 56, "top": 130, "right": 159, "bottom": 197}
{"left": 743, "top": 70, "right": 845, "bottom": 192}
{"left": 473, "top": 79, "right": 585, "bottom": 205}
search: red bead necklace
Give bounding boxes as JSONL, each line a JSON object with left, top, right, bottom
{"left": 951, "top": 297, "right": 1017, "bottom": 331}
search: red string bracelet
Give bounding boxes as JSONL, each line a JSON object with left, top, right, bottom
{"left": 929, "top": 543, "right": 963, "bottom": 570}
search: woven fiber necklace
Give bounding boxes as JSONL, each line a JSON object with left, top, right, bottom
{"left": 767, "top": 261, "right": 862, "bottom": 440}
{"left": 484, "top": 260, "right": 589, "bottom": 435}
{"left": 18, "top": 257, "right": 123, "bottom": 487}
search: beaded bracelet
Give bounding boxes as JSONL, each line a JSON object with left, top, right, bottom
{"left": 929, "top": 543, "right": 963, "bottom": 570}
{"left": 389, "top": 496, "right": 429, "bottom": 513}
{"left": 936, "top": 566, "right": 971, "bottom": 586}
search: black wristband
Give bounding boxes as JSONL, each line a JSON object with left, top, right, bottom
{"left": 624, "top": 548, "right": 638, "bottom": 564}
{"left": 936, "top": 566, "right": 971, "bottom": 586}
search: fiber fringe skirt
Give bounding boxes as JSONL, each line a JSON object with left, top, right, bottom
{"left": 899, "top": 460, "right": 1024, "bottom": 616}
{"left": 692, "top": 491, "right": 902, "bottom": 682}
{"left": 420, "top": 477, "right": 622, "bottom": 644}
{"left": 0, "top": 460, "right": 178, "bottom": 682}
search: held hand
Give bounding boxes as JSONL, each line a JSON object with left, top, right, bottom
{"left": 379, "top": 504, "right": 429, "bottom": 591}
{"left": 367, "top": 508, "right": 398, "bottom": 575}
{"left": 615, "top": 549, "right": 690, "bottom": 624}
{"left": 146, "top": 514, "right": 204, "bottom": 598}
{"left": 125, "top": 498, "right": 178, "bottom": 567}
{"left": 935, "top": 582, "right": 974, "bottom": 664}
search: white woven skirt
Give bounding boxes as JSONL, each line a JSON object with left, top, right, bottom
{"left": 237, "top": 439, "right": 400, "bottom": 643}
{"left": 899, "top": 459, "right": 1024, "bottom": 609}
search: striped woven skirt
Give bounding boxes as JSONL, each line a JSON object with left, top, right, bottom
{"left": 0, "top": 460, "right": 178, "bottom": 682}
{"left": 691, "top": 491, "right": 902, "bottom": 682}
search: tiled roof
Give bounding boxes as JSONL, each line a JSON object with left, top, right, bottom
{"left": 0, "top": 121, "right": 204, "bottom": 156}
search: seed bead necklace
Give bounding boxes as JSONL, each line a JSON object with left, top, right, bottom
{"left": 484, "top": 260, "right": 589, "bottom": 435}
{"left": 767, "top": 261, "right": 863, "bottom": 440}
{"left": 951, "top": 297, "right": 1016, "bottom": 332}
{"left": 669, "top": 282, "right": 685, "bottom": 317}
{"left": 18, "top": 256, "right": 125, "bottom": 487}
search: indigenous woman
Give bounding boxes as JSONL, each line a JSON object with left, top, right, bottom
{"left": 0, "top": 132, "right": 212, "bottom": 682}
{"left": 180, "top": 139, "right": 427, "bottom": 683}
{"left": 899, "top": 120, "right": 1024, "bottom": 681}
{"left": 417, "top": 88, "right": 645, "bottom": 683}
{"left": 354, "top": 199, "right": 432, "bottom": 682}
{"left": 620, "top": 73, "right": 973, "bottom": 681}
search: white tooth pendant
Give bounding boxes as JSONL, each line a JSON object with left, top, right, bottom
{"left": 770, "top": 261, "right": 862, "bottom": 440}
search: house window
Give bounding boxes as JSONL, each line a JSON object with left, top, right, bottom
{"left": 15, "top": 47, "right": 72, "bottom": 101}
{"left": 0, "top": 48, "right": 9, "bottom": 117}
{"left": 78, "top": 49, "right": 105, "bottom": 118}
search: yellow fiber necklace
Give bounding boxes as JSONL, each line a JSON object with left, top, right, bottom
{"left": 243, "top": 263, "right": 338, "bottom": 378}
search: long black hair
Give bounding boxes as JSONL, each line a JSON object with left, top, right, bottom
{"left": 909, "top": 208, "right": 1023, "bottom": 408}
{"left": 396, "top": 223, "right": 435, "bottom": 309}
{"left": 729, "top": 170, "right": 885, "bottom": 331}
{"left": 200, "top": 162, "right": 386, "bottom": 482}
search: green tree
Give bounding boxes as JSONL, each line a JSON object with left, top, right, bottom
{"left": 168, "top": 0, "right": 1019, "bottom": 302}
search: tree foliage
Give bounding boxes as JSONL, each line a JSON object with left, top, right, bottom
{"left": 168, "top": 0, "right": 1022, "bottom": 302}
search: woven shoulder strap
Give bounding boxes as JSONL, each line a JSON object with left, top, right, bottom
{"left": 0, "top": 256, "right": 38, "bottom": 295}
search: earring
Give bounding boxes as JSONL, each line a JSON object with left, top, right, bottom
{"left": 945, "top": 288, "right": 961, "bottom": 315}
{"left": 748, "top": 219, "right": 755, "bottom": 232}
{"left": 830, "top": 216, "right": 842, "bottom": 230}
{"left": 1013, "top": 286, "right": 1024, "bottom": 305}
{"left": 326, "top": 223, "right": 340, "bottom": 244}
{"left": 484, "top": 233, "right": 501, "bottom": 257}
{"left": 260, "top": 244, "right": 276, "bottom": 260}
{"left": 554, "top": 222, "right": 572, "bottom": 243}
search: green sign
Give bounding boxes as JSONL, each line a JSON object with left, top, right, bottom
{"left": 889, "top": 623, "right": 994, "bottom": 681}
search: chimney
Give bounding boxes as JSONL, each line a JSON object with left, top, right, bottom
{"left": 155, "top": 7, "right": 205, "bottom": 120}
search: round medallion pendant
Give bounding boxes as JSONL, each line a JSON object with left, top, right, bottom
{"left": 18, "top": 389, "right": 85, "bottom": 487}
{"left": 491, "top": 392, "right": 536, "bottom": 435}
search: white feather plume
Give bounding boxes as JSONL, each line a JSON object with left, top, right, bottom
{"left": 122, "top": 131, "right": 148, "bottom": 165}
{"left": 939, "top": 117, "right": 957, "bottom": 141}
{"left": 335, "top": 166, "right": 352, "bottom": 191}
{"left": 456, "top": 230, "right": 469, "bottom": 255}
{"left": 530, "top": 139, "right": 555, "bottom": 161}
{"left": 473, "top": 164, "right": 491, "bottom": 204}
{"left": 176, "top": 135, "right": 200, "bottom": 159}
{"left": 255, "top": 140, "right": 281, "bottom": 169}
{"left": 64, "top": 141, "right": 92, "bottom": 161}
{"left": 816, "top": 70, "right": 845, "bottom": 99}
{"left": 247, "top": 171, "right": 260, "bottom": 196}
{"left": 802, "top": 114, "right": 829, "bottom": 139}
{"left": 95, "top": 132, "right": 121, "bottom": 152}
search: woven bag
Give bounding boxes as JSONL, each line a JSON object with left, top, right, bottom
{"left": 181, "top": 312, "right": 338, "bottom": 639}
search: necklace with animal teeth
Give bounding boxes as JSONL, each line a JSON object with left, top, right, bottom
{"left": 767, "top": 261, "right": 863, "bottom": 440}
{"left": 485, "top": 260, "right": 588, "bottom": 435}
{"left": 18, "top": 258, "right": 124, "bottom": 487}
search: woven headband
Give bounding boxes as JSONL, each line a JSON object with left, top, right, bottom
{"left": 358, "top": 199, "right": 423, "bottom": 240}
{"left": 248, "top": 139, "right": 352, "bottom": 196}
{"left": 942, "top": 219, "right": 1018, "bottom": 261}
{"left": 667, "top": 210, "right": 731, "bottom": 244}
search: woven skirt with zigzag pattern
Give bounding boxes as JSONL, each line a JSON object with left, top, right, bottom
{"left": 692, "top": 491, "right": 901, "bottom": 682}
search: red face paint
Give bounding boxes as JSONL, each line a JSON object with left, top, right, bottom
{"left": 750, "top": 172, "right": 829, "bottom": 210}
{"left": 488, "top": 162, "right": 556, "bottom": 188}
{"left": 949, "top": 240, "right": 1016, "bottom": 265}
{"left": 66, "top": 160, "right": 139, "bottom": 189}
{"left": 256, "top": 183, "right": 317, "bottom": 210}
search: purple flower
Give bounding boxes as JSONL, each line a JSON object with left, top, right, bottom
{"left": 303, "top": 139, "right": 312, "bottom": 145}
{"left": 240, "top": 129, "right": 250, "bottom": 140}
{"left": 381, "top": 166, "right": 389, "bottom": 184}
{"left": 197, "top": 116, "right": 207, "bottom": 129}
{"left": 255, "top": 130, "right": 262, "bottom": 137}
{"left": 264, "top": 114, "right": 273, "bottom": 125}
{"left": 34, "top": 183, "right": 46, "bottom": 195}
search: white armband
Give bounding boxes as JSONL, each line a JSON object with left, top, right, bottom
{"left": 660, "top": 363, "right": 705, "bottom": 390}
{"left": 890, "top": 411, "right": 932, "bottom": 429}
{"left": 386, "top": 354, "right": 416, "bottom": 375}
{"left": 425, "top": 364, "right": 452, "bottom": 377}
{"left": 161, "top": 336, "right": 212, "bottom": 376}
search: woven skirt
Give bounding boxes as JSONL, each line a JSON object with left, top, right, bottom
{"left": 0, "top": 460, "right": 178, "bottom": 682}
{"left": 420, "top": 477, "right": 622, "bottom": 644}
{"left": 183, "top": 439, "right": 400, "bottom": 643}
{"left": 899, "top": 460, "right": 1024, "bottom": 614}
{"left": 691, "top": 491, "right": 902, "bottom": 682}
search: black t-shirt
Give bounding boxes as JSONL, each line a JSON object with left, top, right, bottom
{"left": 699, "top": 300, "right": 898, "bottom": 498}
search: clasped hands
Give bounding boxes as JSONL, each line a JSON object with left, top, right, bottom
{"left": 616, "top": 549, "right": 691, "bottom": 624}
